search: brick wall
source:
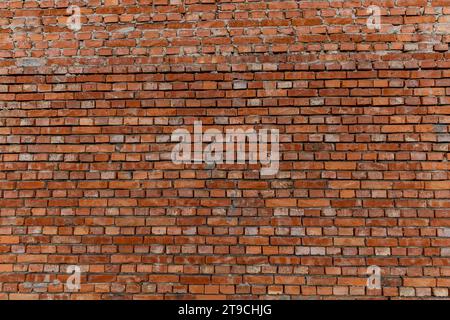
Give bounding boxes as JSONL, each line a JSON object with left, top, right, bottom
{"left": 0, "top": 0, "right": 449, "bottom": 299}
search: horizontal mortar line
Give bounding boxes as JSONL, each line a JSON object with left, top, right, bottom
{"left": 3, "top": 66, "right": 450, "bottom": 77}
{"left": 1, "top": 106, "right": 449, "bottom": 110}
{"left": 1, "top": 178, "right": 449, "bottom": 180}
{"left": 4, "top": 78, "right": 450, "bottom": 83}
{"left": 3, "top": 90, "right": 450, "bottom": 93}
{"left": 5, "top": 71, "right": 450, "bottom": 76}
{"left": 2, "top": 87, "right": 450, "bottom": 90}
{"left": 2, "top": 74, "right": 450, "bottom": 82}
{"left": 3, "top": 105, "right": 450, "bottom": 107}
{"left": 0, "top": 256, "right": 445, "bottom": 260}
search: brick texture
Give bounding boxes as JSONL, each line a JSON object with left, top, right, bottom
{"left": 0, "top": 0, "right": 449, "bottom": 299}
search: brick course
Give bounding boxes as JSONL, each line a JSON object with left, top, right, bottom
{"left": 0, "top": 0, "right": 449, "bottom": 299}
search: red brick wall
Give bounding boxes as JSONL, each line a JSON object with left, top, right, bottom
{"left": 0, "top": 0, "right": 449, "bottom": 299}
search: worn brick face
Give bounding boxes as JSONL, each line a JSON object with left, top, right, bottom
{"left": 0, "top": 0, "right": 449, "bottom": 300}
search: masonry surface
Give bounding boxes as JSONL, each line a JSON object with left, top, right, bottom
{"left": 0, "top": 0, "right": 449, "bottom": 300}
